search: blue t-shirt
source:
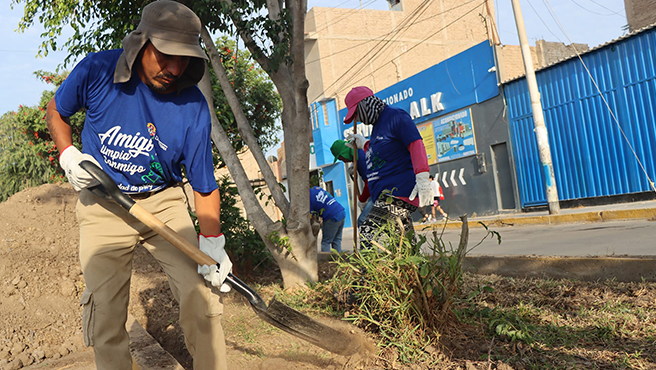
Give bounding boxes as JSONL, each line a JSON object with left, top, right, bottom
{"left": 309, "top": 186, "right": 345, "bottom": 221}
{"left": 365, "top": 106, "right": 421, "bottom": 201}
{"left": 55, "top": 49, "right": 217, "bottom": 194}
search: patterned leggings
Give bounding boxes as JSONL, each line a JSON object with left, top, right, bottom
{"left": 358, "top": 195, "right": 418, "bottom": 248}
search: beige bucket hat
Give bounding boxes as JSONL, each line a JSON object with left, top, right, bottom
{"left": 114, "top": 0, "right": 208, "bottom": 92}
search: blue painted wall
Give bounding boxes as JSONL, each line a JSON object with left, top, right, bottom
{"left": 311, "top": 99, "right": 341, "bottom": 167}
{"left": 311, "top": 41, "right": 512, "bottom": 220}
{"left": 336, "top": 41, "right": 498, "bottom": 140}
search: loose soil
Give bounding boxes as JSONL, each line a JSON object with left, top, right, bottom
{"left": 1, "top": 183, "right": 655, "bottom": 370}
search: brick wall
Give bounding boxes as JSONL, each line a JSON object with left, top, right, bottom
{"left": 625, "top": 0, "right": 656, "bottom": 31}
{"left": 305, "top": 0, "right": 496, "bottom": 107}
{"left": 535, "top": 40, "right": 589, "bottom": 67}
{"left": 495, "top": 44, "right": 539, "bottom": 82}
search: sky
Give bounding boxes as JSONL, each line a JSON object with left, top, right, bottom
{"left": 0, "top": 0, "right": 628, "bottom": 116}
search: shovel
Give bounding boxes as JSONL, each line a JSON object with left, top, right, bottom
{"left": 80, "top": 161, "right": 362, "bottom": 356}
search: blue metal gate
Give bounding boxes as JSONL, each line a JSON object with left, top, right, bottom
{"left": 505, "top": 27, "right": 656, "bottom": 207}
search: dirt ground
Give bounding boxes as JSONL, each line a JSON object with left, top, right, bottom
{"left": 0, "top": 183, "right": 516, "bottom": 370}
{"left": 25, "top": 183, "right": 656, "bottom": 369}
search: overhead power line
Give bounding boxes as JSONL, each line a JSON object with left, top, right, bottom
{"left": 330, "top": 0, "right": 434, "bottom": 95}
{"left": 310, "top": 0, "right": 482, "bottom": 102}
{"left": 328, "top": 0, "right": 487, "bottom": 98}
{"left": 306, "top": 0, "right": 479, "bottom": 67}
{"left": 309, "top": 0, "right": 379, "bottom": 35}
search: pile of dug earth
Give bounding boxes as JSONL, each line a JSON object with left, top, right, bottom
{"left": 0, "top": 184, "right": 85, "bottom": 369}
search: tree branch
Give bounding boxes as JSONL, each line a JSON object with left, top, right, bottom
{"left": 289, "top": 0, "right": 309, "bottom": 94}
{"left": 221, "top": 0, "right": 275, "bottom": 74}
{"left": 201, "top": 25, "right": 291, "bottom": 219}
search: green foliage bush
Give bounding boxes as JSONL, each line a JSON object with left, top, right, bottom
{"left": 209, "top": 36, "right": 282, "bottom": 161}
{"left": 0, "top": 71, "right": 84, "bottom": 202}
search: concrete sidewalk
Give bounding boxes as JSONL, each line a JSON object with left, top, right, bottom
{"left": 417, "top": 198, "right": 656, "bottom": 230}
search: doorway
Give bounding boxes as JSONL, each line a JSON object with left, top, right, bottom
{"left": 491, "top": 143, "right": 516, "bottom": 210}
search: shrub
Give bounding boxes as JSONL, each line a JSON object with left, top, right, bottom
{"left": 318, "top": 216, "right": 500, "bottom": 362}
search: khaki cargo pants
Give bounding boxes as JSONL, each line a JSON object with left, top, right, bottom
{"left": 76, "top": 186, "right": 227, "bottom": 370}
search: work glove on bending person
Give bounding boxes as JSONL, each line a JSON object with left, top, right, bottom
{"left": 198, "top": 234, "right": 233, "bottom": 292}
{"left": 409, "top": 172, "right": 433, "bottom": 207}
{"left": 58, "top": 145, "right": 101, "bottom": 191}
{"left": 346, "top": 133, "right": 368, "bottom": 150}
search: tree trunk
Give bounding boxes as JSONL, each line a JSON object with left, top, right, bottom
{"left": 269, "top": 220, "right": 318, "bottom": 287}
{"left": 199, "top": 10, "right": 318, "bottom": 288}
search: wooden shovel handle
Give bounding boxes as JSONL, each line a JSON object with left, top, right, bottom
{"left": 129, "top": 204, "right": 216, "bottom": 266}
{"left": 79, "top": 160, "right": 215, "bottom": 266}
{"left": 80, "top": 160, "right": 268, "bottom": 309}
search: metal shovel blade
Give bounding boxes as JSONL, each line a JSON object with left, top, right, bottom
{"left": 252, "top": 297, "right": 363, "bottom": 356}
{"left": 225, "top": 273, "right": 362, "bottom": 356}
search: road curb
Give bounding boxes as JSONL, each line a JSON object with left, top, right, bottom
{"left": 414, "top": 207, "right": 656, "bottom": 231}
{"left": 601, "top": 208, "right": 656, "bottom": 221}
{"left": 128, "top": 314, "right": 184, "bottom": 370}
{"left": 464, "top": 255, "right": 656, "bottom": 283}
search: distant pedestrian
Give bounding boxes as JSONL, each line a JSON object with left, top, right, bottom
{"left": 429, "top": 174, "right": 447, "bottom": 221}
{"left": 310, "top": 186, "right": 346, "bottom": 252}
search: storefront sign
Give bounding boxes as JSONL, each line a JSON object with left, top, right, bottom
{"left": 432, "top": 108, "right": 476, "bottom": 162}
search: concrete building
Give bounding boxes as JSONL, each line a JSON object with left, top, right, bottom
{"left": 304, "top": 0, "right": 498, "bottom": 110}
{"left": 624, "top": 0, "right": 656, "bottom": 32}
{"left": 231, "top": 1, "right": 594, "bottom": 224}
{"left": 215, "top": 148, "right": 283, "bottom": 222}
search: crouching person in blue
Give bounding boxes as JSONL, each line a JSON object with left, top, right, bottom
{"left": 310, "top": 186, "right": 346, "bottom": 253}
{"left": 45, "top": 2, "right": 230, "bottom": 369}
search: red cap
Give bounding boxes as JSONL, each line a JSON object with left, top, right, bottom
{"left": 343, "top": 86, "right": 374, "bottom": 124}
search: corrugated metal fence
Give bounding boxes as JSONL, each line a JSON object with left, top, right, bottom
{"left": 505, "top": 28, "right": 656, "bottom": 207}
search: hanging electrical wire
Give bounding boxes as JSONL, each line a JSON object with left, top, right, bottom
{"left": 330, "top": 0, "right": 487, "bottom": 96}
{"left": 311, "top": 0, "right": 484, "bottom": 102}
{"left": 306, "top": 0, "right": 479, "bottom": 67}
{"left": 330, "top": 0, "right": 434, "bottom": 95}
{"left": 309, "top": 0, "right": 379, "bottom": 35}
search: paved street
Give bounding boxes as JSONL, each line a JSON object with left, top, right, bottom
{"left": 333, "top": 219, "right": 656, "bottom": 257}
{"left": 433, "top": 220, "right": 656, "bottom": 257}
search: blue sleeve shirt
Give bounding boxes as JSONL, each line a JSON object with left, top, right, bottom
{"left": 356, "top": 148, "right": 367, "bottom": 179}
{"left": 309, "top": 186, "right": 345, "bottom": 221}
{"left": 55, "top": 49, "right": 217, "bottom": 194}
{"left": 365, "top": 106, "right": 421, "bottom": 201}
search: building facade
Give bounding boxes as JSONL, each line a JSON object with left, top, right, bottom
{"left": 624, "top": 0, "right": 656, "bottom": 32}
{"left": 311, "top": 41, "right": 519, "bottom": 224}
{"left": 304, "top": 0, "right": 498, "bottom": 112}
{"left": 505, "top": 25, "right": 656, "bottom": 207}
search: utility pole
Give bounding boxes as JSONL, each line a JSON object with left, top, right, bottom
{"left": 510, "top": 0, "right": 560, "bottom": 214}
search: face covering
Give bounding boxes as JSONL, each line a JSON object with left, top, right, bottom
{"left": 357, "top": 95, "right": 386, "bottom": 126}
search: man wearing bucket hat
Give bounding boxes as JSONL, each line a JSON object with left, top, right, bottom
{"left": 45, "top": 1, "right": 229, "bottom": 369}
{"left": 330, "top": 139, "right": 373, "bottom": 226}
{"left": 343, "top": 86, "right": 433, "bottom": 243}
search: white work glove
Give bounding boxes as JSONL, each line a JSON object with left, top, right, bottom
{"left": 197, "top": 234, "right": 232, "bottom": 292}
{"left": 409, "top": 172, "right": 433, "bottom": 207}
{"left": 58, "top": 145, "right": 101, "bottom": 191}
{"left": 346, "top": 133, "right": 368, "bottom": 150}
